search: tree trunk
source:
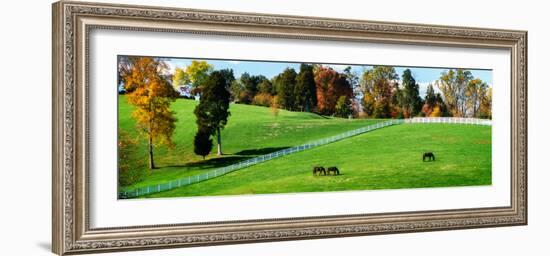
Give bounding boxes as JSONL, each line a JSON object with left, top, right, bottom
{"left": 216, "top": 127, "right": 223, "bottom": 156}
{"left": 148, "top": 133, "right": 155, "bottom": 169}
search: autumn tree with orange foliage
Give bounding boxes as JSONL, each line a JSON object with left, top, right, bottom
{"left": 120, "top": 57, "right": 177, "bottom": 170}
{"left": 314, "top": 66, "right": 353, "bottom": 115}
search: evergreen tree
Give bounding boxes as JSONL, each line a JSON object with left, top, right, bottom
{"left": 194, "top": 71, "right": 231, "bottom": 156}
{"left": 400, "top": 69, "right": 422, "bottom": 117}
{"left": 294, "top": 64, "right": 317, "bottom": 112}
{"left": 274, "top": 68, "right": 297, "bottom": 110}
{"left": 193, "top": 130, "right": 213, "bottom": 159}
{"left": 218, "top": 68, "right": 236, "bottom": 91}
{"left": 425, "top": 83, "right": 437, "bottom": 106}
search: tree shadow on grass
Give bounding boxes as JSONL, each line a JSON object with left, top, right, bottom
{"left": 159, "top": 146, "right": 291, "bottom": 171}
{"left": 161, "top": 156, "right": 252, "bottom": 170}
{"left": 234, "top": 146, "right": 290, "bottom": 156}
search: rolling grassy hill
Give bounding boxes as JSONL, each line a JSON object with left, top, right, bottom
{"left": 143, "top": 123, "right": 492, "bottom": 198}
{"left": 118, "top": 95, "right": 383, "bottom": 190}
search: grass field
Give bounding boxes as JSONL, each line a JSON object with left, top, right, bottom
{"left": 118, "top": 95, "right": 491, "bottom": 198}
{"left": 119, "top": 95, "right": 383, "bottom": 190}
{"left": 141, "top": 123, "right": 491, "bottom": 198}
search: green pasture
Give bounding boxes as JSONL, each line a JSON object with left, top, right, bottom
{"left": 118, "top": 95, "right": 382, "bottom": 190}
{"left": 144, "top": 124, "right": 491, "bottom": 198}
{"left": 119, "top": 96, "right": 491, "bottom": 198}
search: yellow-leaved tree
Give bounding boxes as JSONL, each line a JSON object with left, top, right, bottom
{"left": 120, "top": 57, "right": 177, "bottom": 170}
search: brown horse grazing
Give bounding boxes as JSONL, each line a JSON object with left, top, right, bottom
{"left": 423, "top": 152, "right": 435, "bottom": 161}
{"left": 327, "top": 166, "right": 340, "bottom": 175}
{"left": 312, "top": 166, "right": 326, "bottom": 176}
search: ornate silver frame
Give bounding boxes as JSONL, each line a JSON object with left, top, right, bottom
{"left": 52, "top": 1, "right": 527, "bottom": 255}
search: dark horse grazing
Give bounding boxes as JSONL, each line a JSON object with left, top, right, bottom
{"left": 312, "top": 166, "right": 326, "bottom": 176}
{"left": 423, "top": 152, "right": 435, "bottom": 161}
{"left": 326, "top": 166, "right": 340, "bottom": 175}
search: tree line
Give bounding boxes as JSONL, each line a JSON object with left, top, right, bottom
{"left": 169, "top": 60, "right": 491, "bottom": 119}
{"left": 117, "top": 56, "right": 492, "bottom": 185}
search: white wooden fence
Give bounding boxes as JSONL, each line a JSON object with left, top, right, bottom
{"left": 405, "top": 117, "right": 492, "bottom": 126}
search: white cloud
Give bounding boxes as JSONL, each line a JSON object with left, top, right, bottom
{"left": 227, "top": 61, "right": 241, "bottom": 64}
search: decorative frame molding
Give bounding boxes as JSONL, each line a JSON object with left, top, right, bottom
{"left": 52, "top": 1, "right": 527, "bottom": 255}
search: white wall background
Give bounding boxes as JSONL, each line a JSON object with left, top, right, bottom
{"left": 0, "top": 0, "right": 547, "bottom": 255}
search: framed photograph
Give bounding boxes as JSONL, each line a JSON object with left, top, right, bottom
{"left": 52, "top": 1, "right": 527, "bottom": 255}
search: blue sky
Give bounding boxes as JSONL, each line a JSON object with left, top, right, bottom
{"left": 162, "top": 57, "right": 492, "bottom": 97}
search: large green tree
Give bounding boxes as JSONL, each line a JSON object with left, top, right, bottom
{"left": 185, "top": 60, "right": 214, "bottom": 96}
{"left": 171, "top": 60, "right": 213, "bottom": 97}
{"left": 194, "top": 71, "right": 231, "bottom": 156}
{"left": 274, "top": 68, "right": 297, "bottom": 110}
{"left": 218, "top": 68, "right": 236, "bottom": 91}
{"left": 399, "top": 69, "right": 422, "bottom": 117}
{"left": 294, "top": 64, "right": 317, "bottom": 112}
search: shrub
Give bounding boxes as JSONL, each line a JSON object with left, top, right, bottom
{"left": 252, "top": 93, "right": 273, "bottom": 107}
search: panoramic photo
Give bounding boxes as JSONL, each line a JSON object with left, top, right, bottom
{"left": 117, "top": 56, "right": 493, "bottom": 199}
